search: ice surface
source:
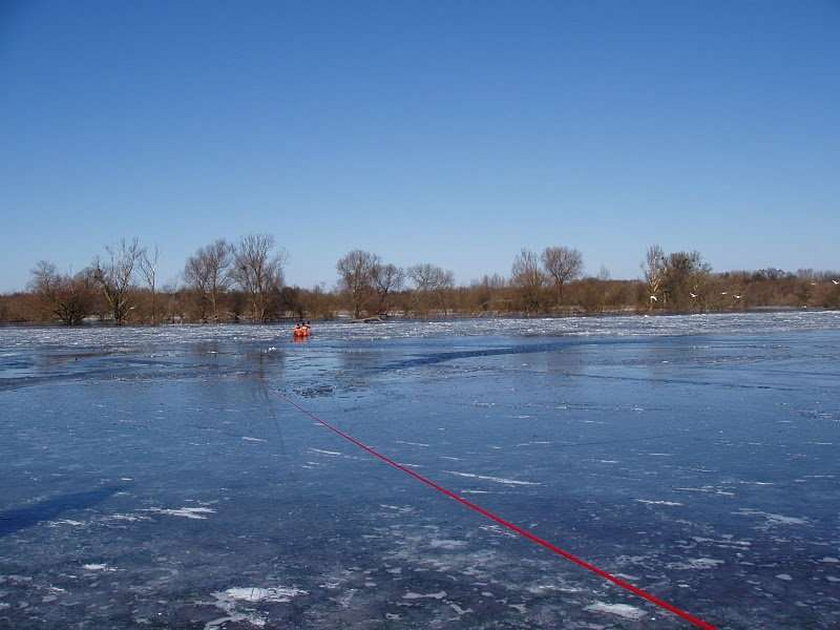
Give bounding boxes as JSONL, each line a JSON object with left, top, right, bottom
{"left": 1, "top": 312, "right": 839, "bottom": 628}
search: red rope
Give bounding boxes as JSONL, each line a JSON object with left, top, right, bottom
{"left": 276, "top": 392, "right": 716, "bottom": 629}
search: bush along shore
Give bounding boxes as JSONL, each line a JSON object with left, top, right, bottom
{"left": 2, "top": 237, "right": 837, "bottom": 325}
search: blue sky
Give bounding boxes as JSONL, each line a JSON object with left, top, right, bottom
{"left": 1, "top": 1, "right": 838, "bottom": 292}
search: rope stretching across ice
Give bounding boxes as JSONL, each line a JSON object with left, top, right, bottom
{"left": 275, "top": 391, "right": 716, "bottom": 629}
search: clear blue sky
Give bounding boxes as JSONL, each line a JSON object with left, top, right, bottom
{"left": 2, "top": 0, "right": 838, "bottom": 292}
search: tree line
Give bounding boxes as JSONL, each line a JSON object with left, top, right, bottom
{"left": 0, "top": 235, "right": 838, "bottom": 325}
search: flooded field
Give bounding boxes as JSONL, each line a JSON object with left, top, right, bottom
{"left": 1, "top": 312, "right": 838, "bottom": 628}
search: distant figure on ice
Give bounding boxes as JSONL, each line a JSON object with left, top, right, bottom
{"left": 293, "top": 320, "right": 311, "bottom": 340}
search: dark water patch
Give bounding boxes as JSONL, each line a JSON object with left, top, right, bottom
{"left": 0, "top": 485, "right": 125, "bottom": 537}
{"left": 562, "top": 371, "right": 800, "bottom": 391}
{"left": 296, "top": 384, "right": 336, "bottom": 398}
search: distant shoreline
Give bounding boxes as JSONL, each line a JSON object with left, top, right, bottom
{"left": 0, "top": 305, "right": 832, "bottom": 330}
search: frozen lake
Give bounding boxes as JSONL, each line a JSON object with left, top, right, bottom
{"left": 1, "top": 312, "right": 838, "bottom": 628}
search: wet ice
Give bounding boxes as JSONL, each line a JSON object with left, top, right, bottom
{"left": 1, "top": 312, "right": 838, "bottom": 628}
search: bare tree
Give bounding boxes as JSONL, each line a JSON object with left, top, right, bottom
{"left": 371, "top": 262, "right": 405, "bottom": 315}
{"left": 336, "top": 249, "right": 378, "bottom": 318}
{"left": 229, "top": 234, "right": 285, "bottom": 323}
{"left": 29, "top": 261, "right": 95, "bottom": 325}
{"left": 511, "top": 248, "right": 546, "bottom": 313}
{"left": 408, "top": 263, "right": 455, "bottom": 315}
{"left": 184, "top": 253, "right": 210, "bottom": 322}
{"left": 93, "top": 238, "right": 144, "bottom": 325}
{"left": 643, "top": 244, "right": 666, "bottom": 309}
{"left": 139, "top": 245, "right": 160, "bottom": 326}
{"left": 470, "top": 273, "right": 508, "bottom": 313}
{"left": 662, "top": 250, "right": 711, "bottom": 311}
{"left": 184, "top": 239, "right": 232, "bottom": 322}
{"left": 541, "top": 246, "right": 583, "bottom": 304}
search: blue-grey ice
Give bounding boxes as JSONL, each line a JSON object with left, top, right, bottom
{"left": 1, "top": 311, "right": 838, "bottom": 628}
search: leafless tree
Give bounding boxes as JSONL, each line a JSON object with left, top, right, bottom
{"left": 184, "top": 239, "right": 232, "bottom": 322}
{"left": 371, "top": 262, "right": 405, "bottom": 315}
{"left": 662, "top": 250, "right": 711, "bottom": 311}
{"left": 139, "top": 245, "right": 160, "bottom": 326}
{"left": 511, "top": 249, "right": 546, "bottom": 313}
{"left": 469, "top": 274, "right": 508, "bottom": 313}
{"left": 337, "top": 249, "right": 378, "bottom": 318}
{"left": 643, "top": 244, "right": 666, "bottom": 309}
{"left": 408, "top": 263, "right": 454, "bottom": 315}
{"left": 93, "top": 238, "right": 144, "bottom": 325}
{"left": 541, "top": 246, "right": 583, "bottom": 304}
{"left": 29, "top": 261, "right": 95, "bottom": 325}
{"left": 229, "top": 234, "right": 285, "bottom": 322}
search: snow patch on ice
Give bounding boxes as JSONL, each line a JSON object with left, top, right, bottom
{"left": 674, "top": 486, "right": 735, "bottom": 497}
{"left": 308, "top": 448, "right": 341, "bottom": 456}
{"left": 585, "top": 602, "right": 646, "bottom": 620}
{"left": 221, "top": 587, "right": 308, "bottom": 602}
{"left": 380, "top": 504, "right": 414, "bottom": 513}
{"left": 50, "top": 519, "right": 84, "bottom": 526}
{"left": 443, "top": 470, "right": 541, "bottom": 486}
{"left": 205, "top": 586, "right": 307, "bottom": 630}
{"left": 479, "top": 524, "right": 518, "bottom": 538}
{"left": 734, "top": 509, "right": 809, "bottom": 526}
{"left": 667, "top": 558, "right": 725, "bottom": 570}
{"left": 403, "top": 591, "right": 447, "bottom": 600}
{"left": 449, "top": 602, "right": 473, "bottom": 615}
{"left": 82, "top": 563, "right": 115, "bottom": 572}
{"left": 428, "top": 539, "right": 467, "bottom": 550}
{"left": 635, "top": 499, "right": 684, "bottom": 506}
{"left": 146, "top": 507, "right": 216, "bottom": 520}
